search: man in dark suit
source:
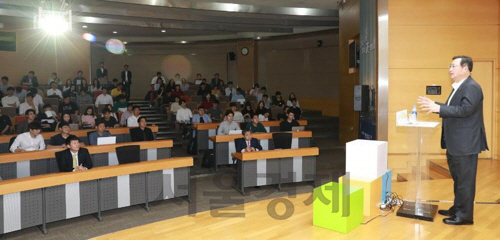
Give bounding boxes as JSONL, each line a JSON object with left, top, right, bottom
{"left": 418, "top": 55, "right": 488, "bottom": 225}
{"left": 20, "top": 70, "right": 39, "bottom": 87}
{"left": 96, "top": 62, "right": 108, "bottom": 79}
{"left": 121, "top": 64, "right": 132, "bottom": 101}
{"left": 235, "top": 129, "right": 263, "bottom": 152}
{"left": 56, "top": 135, "right": 93, "bottom": 172}
{"left": 130, "top": 117, "right": 155, "bottom": 142}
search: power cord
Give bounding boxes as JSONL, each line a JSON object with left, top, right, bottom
{"left": 361, "top": 192, "right": 403, "bottom": 225}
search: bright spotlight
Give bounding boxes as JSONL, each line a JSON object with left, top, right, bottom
{"left": 35, "top": 8, "right": 72, "bottom": 36}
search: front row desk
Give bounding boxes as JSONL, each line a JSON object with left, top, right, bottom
{"left": 194, "top": 120, "right": 308, "bottom": 151}
{"left": 0, "top": 126, "right": 159, "bottom": 154}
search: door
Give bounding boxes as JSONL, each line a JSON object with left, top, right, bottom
{"left": 473, "top": 61, "right": 493, "bottom": 159}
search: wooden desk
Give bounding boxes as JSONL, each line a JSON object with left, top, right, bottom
{"left": 231, "top": 147, "right": 319, "bottom": 195}
{"left": 0, "top": 157, "right": 193, "bottom": 235}
{"left": 0, "top": 139, "right": 173, "bottom": 180}
{"left": 0, "top": 126, "right": 159, "bottom": 153}
{"left": 209, "top": 131, "right": 313, "bottom": 171}
{"left": 193, "top": 120, "right": 307, "bottom": 151}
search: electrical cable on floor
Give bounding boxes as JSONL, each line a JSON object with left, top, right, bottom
{"left": 361, "top": 172, "right": 404, "bottom": 225}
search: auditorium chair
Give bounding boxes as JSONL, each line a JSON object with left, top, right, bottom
{"left": 272, "top": 133, "right": 292, "bottom": 149}
{"left": 116, "top": 145, "right": 140, "bottom": 164}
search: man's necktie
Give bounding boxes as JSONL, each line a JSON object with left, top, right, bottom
{"left": 200, "top": 116, "right": 205, "bottom": 123}
{"left": 72, "top": 153, "right": 77, "bottom": 168}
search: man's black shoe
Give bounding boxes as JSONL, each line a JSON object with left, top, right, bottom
{"left": 438, "top": 209, "right": 455, "bottom": 217}
{"left": 443, "top": 216, "right": 473, "bottom": 225}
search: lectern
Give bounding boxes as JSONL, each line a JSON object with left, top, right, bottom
{"left": 396, "top": 117, "right": 440, "bottom": 221}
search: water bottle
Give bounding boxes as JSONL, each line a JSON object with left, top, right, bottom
{"left": 409, "top": 105, "right": 417, "bottom": 124}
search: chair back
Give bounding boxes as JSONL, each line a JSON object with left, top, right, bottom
{"left": 116, "top": 145, "right": 140, "bottom": 164}
{"left": 273, "top": 132, "right": 292, "bottom": 149}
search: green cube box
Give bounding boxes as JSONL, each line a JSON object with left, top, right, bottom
{"left": 313, "top": 182, "right": 364, "bottom": 233}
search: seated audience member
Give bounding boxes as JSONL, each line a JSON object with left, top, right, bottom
{"left": 180, "top": 78, "right": 190, "bottom": 91}
{"left": 235, "top": 129, "right": 263, "bottom": 153}
{"left": 151, "top": 71, "right": 164, "bottom": 87}
{"left": 262, "top": 94, "right": 271, "bottom": 109}
{"left": 47, "top": 72, "right": 62, "bottom": 87}
{"left": 176, "top": 100, "right": 193, "bottom": 138}
{"left": 201, "top": 92, "right": 213, "bottom": 110}
{"left": 0, "top": 76, "right": 13, "bottom": 95}
{"left": 16, "top": 109, "right": 37, "bottom": 133}
{"left": 80, "top": 79, "right": 90, "bottom": 93}
{"left": 210, "top": 73, "right": 222, "bottom": 88}
{"left": 88, "top": 120, "right": 111, "bottom": 145}
{"left": 211, "top": 85, "right": 221, "bottom": 98}
{"left": 290, "top": 99, "right": 302, "bottom": 120}
{"left": 81, "top": 106, "right": 96, "bottom": 129}
{"left": 37, "top": 104, "right": 58, "bottom": 131}
{"left": 169, "top": 96, "right": 181, "bottom": 114}
{"left": 76, "top": 89, "right": 93, "bottom": 105}
{"left": 192, "top": 106, "right": 211, "bottom": 123}
{"left": 30, "top": 88, "right": 44, "bottom": 108}
{"left": 130, "top": 117, "right": 155, "bottom": 142}
{"left": 156, "top": 84, "right": 167, "bottom": 105}
{"left": 95, "top": 87, "right": 113, "bottom": 106}
{"left": 21, "top": 70, "right": 39, "bottom": 87}
{"left": 19, "top": 93, "right": 38, "bottom": 115}
{"left": 165, "top": 79, "right": 175, "bottom": 92}
{"left": 99, "top": 108, "right": 119, "bottom": 128}
{"left": 103, "top": 104, "right": 118, "bottom": 120}
{"left": 197, "top": 83, "right": 210, "bottom": 96}
{"left": 14, "top": 86, "right": 27, "bottom": 103}
{"left": 229, "top": 102, "right": 244, "bottom": 122}
{"left": 280, "top": 110, "right": 300, "bottom": 131}
{"left": 208, "top": 100, "right": 223, "bottom": 122}
{"left": 216, "top": 79, "right": 226, "bottom": 91}
{"left": 120, "top": 103, "right": 134, "bottom": 126}
{"left": 63, "top": 78, "right": 77, "bottom": 96}
{"left": 109, "top": 78, "right": 119, "bottom": 90}
{"left": 249, "top": 84, "right": 260, "bottom": 97}
{"left": 56, "top": 135, "right": 93, "bottom": 172}
{"left": 241, "top": 102, "right": 255, "bottom": 120}
{"left": 287, "top": 92, "right": 300, "bottom": 108}
{"left": 1, "top": 86, "right": 20, "bottom": 108}
{"left": 111, "top": 83, "right": 124, "bottom": 99}
{"left": 255, "top": 101, "right": 267, "bottom": 116}
{"left": 231, "top": 88, "right": 245, "bottom": 103}
{"left": 10, "top": 122, "right": 45, "bottom": 152}
{"left": 0, "top": 108, "right": 12, "bottom": 135}
{"left": 245, "top": 115, "right": 267, "bottom": 133}
{"left": 73, "top": 70, "right": 86, "bottom": 87}
{"left": 217, "top": 110, "right": 241, "bottom": 135}
{"left": 59, "top": 95, "right": 79, "bottom": 116}
{"left": 90, "top": 78, "right": 102, "bottom": 92}
{"left": 257, "top": 87, "right": 267, "bottom": 102}
{"left": 194, "top": 73, "right": 203, "bottom": 84}
{"left": 127, "top": 106, "right": 141, "bottom": 127}
{"left": 171, "top": 84, "right": 184, "bottom": 98}
{"left": 174, "top": 73, "right": 182, "bottom": 85}
{"left": 272, "top": 91, "right": 285, "bottom": 107}
{"left": 225, "top": 81, "right": 236, "bottom": 97}
{"left": 47, "top": 82, "right": 63, "bottom": 99}
{"left": 48, "top": 122, "right": 84, "bottom": 149}
{"left": 153, "top": 78, "right": 164, "bottom": 92}
{"left": 258, "top": 111, "right": 270, "bottom": 122}
{"left": 277, "top": 106, "right": 290, "bottom": 121}
{"left": 113, "top": 95, "right": 128, "bottom": 113}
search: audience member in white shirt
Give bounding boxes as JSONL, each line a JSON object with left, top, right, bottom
{"left": 225, "top": 81, "right": 237, "bottom": 96}
{"left": 169, "top": 96, "right": 181, "bottom": 114}
{"left": 127, "top": 106, "right": 141, "bottom": 127}
{"left": 258, "top": 112, "right": 270, "bottom": 121}
{"left": 151, "top": 72, "right": 165, "bottom": 85}
{"left": 10, "top": 122, "right": 46, "bottom": 152}
{"left": 19, "top": 93, "right": 39, "bottom": 115}
{"left": 47, "top": 82, "right": 63, "bottom": 99}
{"left": 29, "top": 88, "right": 44, "bottom": 108}
{"left": 95, "top": 88, "right": 113, "bottom": 107}
{"left": 286, "top": 92, "right": 300, "bottom": 108}
{"left": 1, "top": 87, "right": 20, "bottom": 108}
{"left": 229, "top": 102, "right": 244, "bottom": 122}
{"left": 176, "top": 100, "right": 193, "bottom": 139}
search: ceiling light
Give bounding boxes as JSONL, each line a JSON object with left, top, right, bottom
{"left": 123, "top": 41, "right": 128, "bottom": 44}
{"left": 35, "top": 8, "right": 72, "bottom": 35}
{"left": 113, "top": 31, "right": 117, "bottom": 34}
{"left": 180, "top": 41, "right": 187, "bottom": 44}
{"left": 161, "top": 29, "right": 166, "bottom": 33}
{"left": 256, "top": 37, "right": 261, "bottom": 40}
{"left": 82, "top": 25, "right": 87, "bottom": 28}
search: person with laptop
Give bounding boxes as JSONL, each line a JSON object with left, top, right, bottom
{"left": 88, "top": 120, "right": 112, "bottom": 145}
{"left": 47, "top": 122, "right": 84, "bottom": 149}
{"left": 217, "top": 110, "right": 241, "bottom": 135}
{"left": 127, "top": 106, "right": 141, "bottom": 127}
{"left": 235, "top": 129, "right": 262, "bottom": 152}
{"left": 10, "top": 122, "right": 46, "bottom": 152}
{"left": 130, "top": 117, "right": 154, "bottom": 142}
{"left": 56, "top": 135, "right": 93, "bottom": 172}
{"left": 280, "top": 110, "right": 300, "bottom": 131}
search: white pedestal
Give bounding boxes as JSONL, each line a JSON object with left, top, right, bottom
{"left": 346, "top": 140, "right": 388, "bottom": 181}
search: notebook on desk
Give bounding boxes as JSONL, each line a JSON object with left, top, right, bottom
{"left": 97, "top": 136, "right": 116, "bottom": 145}
{"left": 229, "top": 130, "right": 242, "bottom": 135}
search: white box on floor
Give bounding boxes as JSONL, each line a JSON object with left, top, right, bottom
{"left": 346, "top": 139, "right": 387, "bottom": 181}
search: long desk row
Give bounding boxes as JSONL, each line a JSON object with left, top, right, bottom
{"left": 0, "top": 126, "right": 160, "bottom": 153}
{"left": 232, "top": 147, "right": 319, "bottom": 195}
{"left": 0, "top": 157, "right": 193, "bottom": 235}
{"left": 0, "top": 139, "right": 173, "bottom": 180}
{"left": 194, "top": 120, "right": 308, "bottom": 151}
{"left": 210, "top": 131, "right": 313, "bottom": 171}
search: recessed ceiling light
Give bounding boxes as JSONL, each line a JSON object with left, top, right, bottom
{"left": 191, "top": 53, "right": 196, "bottom": 55}
{"left": 180, "top": 41, "right": 187, "bottom": 44}
{"left": 82, "top": 25, "right": 88, "bottom": 28}
{"left": 113, "top": 31, "right": 117, "bottom": 34}
{"left": 123, "top": 41, "right": 128, "bottom": 44}
{"left": 161, "top": 29, "right": 166, "bottom": 33}
{"left": 256, "top": 37, "right": 261, "bottom": 40}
